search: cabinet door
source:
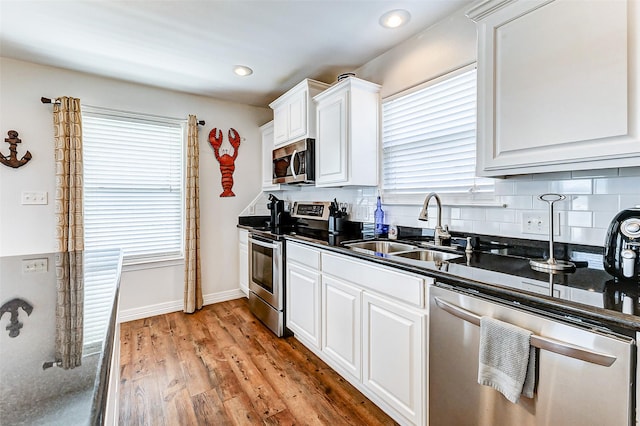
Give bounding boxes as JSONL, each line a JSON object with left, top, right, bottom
{"left": 471, "top": 0, "right": 635, "bottom": 175}
{"left": 273, "top": 104, "right": 289, "bottom": 147}
{"left": 238, "top": 230, "right": 249, "bottom": 296}
{"left": 260, "top": 121, "right": 279, "bottom": 190}
{"left": 363, "top": 292, "right": 425, "bottom": 426}
{"left": 286, "top": 262, "right": 321, "bottom": 349}
{"left": 322, "top": 275, "right": 362, "bottom": 380}
{"left": 288, "top": 88, "right": 308, "bottom": 141}
{"left": 315, "top": 90, "right": 348, "bottom": 186}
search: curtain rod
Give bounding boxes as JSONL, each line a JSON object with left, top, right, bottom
{"left": 41, "top": 97, "right": 206, "bottom": 125}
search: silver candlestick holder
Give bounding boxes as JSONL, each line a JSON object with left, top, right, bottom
{"left": 529, "top": 193, "right": 576, "bottom": 273}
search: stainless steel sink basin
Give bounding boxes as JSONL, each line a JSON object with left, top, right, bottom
{"left": 390, "top": 249, "right": 462, "bottom": 262}
{"left": 343, "top": 240, "right": 417, "bottom": 254}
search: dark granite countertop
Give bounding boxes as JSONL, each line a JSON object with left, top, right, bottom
{"left": 239, "top": 218, "right": 640, "bottom": 334}
{"left": 0, "top": 249, "right": 122, "bottom": 426}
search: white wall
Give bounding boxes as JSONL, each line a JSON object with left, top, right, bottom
{"left": 0, "top": 57, "right": 270, "bottom": 319}
{"left": 253, "top": 5, "right": 640, "bottom": 248}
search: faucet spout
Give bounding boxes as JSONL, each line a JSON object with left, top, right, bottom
{"left": 418, "top": 192, "right": 450, "bottom": 245}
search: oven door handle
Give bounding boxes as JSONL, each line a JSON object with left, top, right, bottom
{"left": 434, "top": 297, "right": 618, "bottom": 367}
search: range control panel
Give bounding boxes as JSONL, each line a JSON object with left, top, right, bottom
{"left": 292, "top": 202, "right": 332, "bottom": 221}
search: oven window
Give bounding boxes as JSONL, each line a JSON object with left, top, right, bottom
{"left": 251, "top": 243, "right": 273, "bottom": 293}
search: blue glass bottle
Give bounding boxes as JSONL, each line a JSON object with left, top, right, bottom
{"left": 374, "top": 196, "right": 384, "bottom": 236}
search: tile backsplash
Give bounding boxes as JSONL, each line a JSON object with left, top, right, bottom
{"left": 245, "top": 167, "right": 640, "bottom": 248}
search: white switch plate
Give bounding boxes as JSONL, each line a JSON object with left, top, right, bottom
{"left": 22, "top": 258, "right": 48, "bottom": 273}
{"left": 522, "top": 211, "right": 560, "bottom": 235}
{"left": 21, "top": 191, "right": 48, "bottom": 205}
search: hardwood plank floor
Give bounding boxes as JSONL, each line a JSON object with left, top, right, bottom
{"left": 119, "top": 298, "right": 398, "bottom": 425}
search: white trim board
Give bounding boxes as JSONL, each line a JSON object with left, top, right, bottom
{"left": 118, "top": 288, "right": 247, "bottom": 323}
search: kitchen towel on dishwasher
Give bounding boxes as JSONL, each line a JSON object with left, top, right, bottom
{"left": 477, "top": 316, "right": 536, "bottom": 403}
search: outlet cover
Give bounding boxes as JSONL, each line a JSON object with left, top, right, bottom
{"left": 522, "top": 212, "right": 560, "bottom": 235}
{"left": 21, "top": 191, "right": 48, "bottom": 205}
{"left": 22, "top": 258, "right": 48, "bottom": 273}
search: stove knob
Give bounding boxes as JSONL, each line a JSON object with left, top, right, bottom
{"left": 626, "top": 222, "right": 640, "bottom": 233}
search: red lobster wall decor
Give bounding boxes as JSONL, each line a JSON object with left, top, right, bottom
{"left": 209, "top": 127, "right": 241, "bottom": 197}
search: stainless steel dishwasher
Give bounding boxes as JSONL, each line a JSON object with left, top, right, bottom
{"left": 429, "top": 284, "right": 636, "bottom": 425}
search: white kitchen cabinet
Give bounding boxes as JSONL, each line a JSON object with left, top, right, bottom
{"left": 468, "top": 0, "right": 640, "bottom": 176}
{"left": 286, "top": 242, "right": 322, "bottom": 349}
{"left": 260, "top": 121, "right": 280, "bottom": 191}
{"left": 269, "top": 79, "right": 330, "bottom": 148}
{"left": 314, "top": 77, "right": 380, "bottom": 187}
{"left": 238, "top": 229, "right": 249, "bottom": 296}
{"left": 322, "top": 274, "right": 362, "bottom": 381}
{"left": 362, "top": 292, "right": 425, "bottom": 426}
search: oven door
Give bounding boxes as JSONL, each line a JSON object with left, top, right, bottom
{"left": 248, "top": 235, "right": 283, "bottom": 310}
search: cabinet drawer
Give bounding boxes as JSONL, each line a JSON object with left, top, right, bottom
{"left": 322, "top": 253, "right": 425, "bottom": 307}
{"left": 287, "top": 242, "right": 321, "bottom": 269}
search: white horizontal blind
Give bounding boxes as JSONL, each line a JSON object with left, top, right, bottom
{"left": 82, "top": 108, "right": 184, "bottom": 263}
{"left": 382, "top": 67, "right": 493, "bottom": 195}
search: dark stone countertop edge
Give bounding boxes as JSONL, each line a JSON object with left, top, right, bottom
{"left": 281, "top": 234, "right": 640, "bottom": 334}
{"left": 90, "top": 252, "right": 123, "bottom": 426}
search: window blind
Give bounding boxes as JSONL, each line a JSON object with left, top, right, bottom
{"left": 82, "top": 108, "right": 185, "bottom": 263}
{"left": 382, "top": 67, "right": 494, "bottom": 195}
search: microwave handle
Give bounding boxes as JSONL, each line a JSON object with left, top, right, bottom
{"left": 290, "top": 150, "right": 298, "bottom": 180}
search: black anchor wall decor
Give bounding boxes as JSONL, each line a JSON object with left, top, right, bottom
{"left": 0, "top": 298, "right": 34, "bottom": 338}
{"left": 1, "top": 130, "right": 32, "bottom": 168}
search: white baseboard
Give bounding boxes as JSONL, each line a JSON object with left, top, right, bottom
{"left": 118, "top": 288, "right": 247, "bottom": 323}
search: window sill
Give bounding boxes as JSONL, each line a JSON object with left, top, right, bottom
{"left": 123, "top": 255, "right": 184, "bottom": 272}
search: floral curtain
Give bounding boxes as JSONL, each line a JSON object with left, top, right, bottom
{"left": 53, "top": 97, "right": 84, "bottom": 368}
{"left": 184, "top": 115, "right": 203, "bottom": 313}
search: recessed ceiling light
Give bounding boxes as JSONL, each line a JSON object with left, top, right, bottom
{"left": 233, "top": 65, "right": 253, "bottom": 76}
{"left": 379, "top": 9, "right": 411, "bottom": 29}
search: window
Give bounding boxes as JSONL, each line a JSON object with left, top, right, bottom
{"left": 382, "top": 65, "right": 493, "bottom": 201}
{"left": 82, "top": 107, "right": 185, "bottom": 264}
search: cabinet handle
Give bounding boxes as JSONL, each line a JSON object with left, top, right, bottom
{"left": 434, "top": 297, "right": 618, "bottom": 367}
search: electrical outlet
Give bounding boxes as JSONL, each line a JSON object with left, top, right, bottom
{"left": 22, "top": 258, "right": 48, "bottom": 273}
{"left": 21, "top": 191, "right": 48, "bottom": 205}
{"left": 522, "top": 212, "right": 560, "bottom": 235}
{"left": 248, "top": 204, "right": 255, "bottom": 215}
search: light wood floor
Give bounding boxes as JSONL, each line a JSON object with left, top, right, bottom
{"left": 119, "top": 298, "right": 398, "bottom": 425}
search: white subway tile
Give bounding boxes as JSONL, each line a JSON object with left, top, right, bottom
{"left": 498, "top": 196, "right": 534, "bottom": 209}
{"left": 619, "top": 167, "right": 640, "bottom": 177}
{"left": 550, "top": 179, "right": 593, "bottom": 194}
{"left": 532, "top": 171, "right": 572, "bottom": 181}
{"left": 486, "top": 208, "right": 517, "bottom": 223}
{"left": 450, "top": 219, "right": 474, "bottom": 233}
{"left": 572, "top": 168, "right": 619, "bottom": 178}
{"left": 570, "top": 227, "right": 607, "bottom": 246}
{"left": 493, "top": 180, "right": 515, "bottom": 195}
{"left": 473, "top": 220, "right": 501, "bottom": 236}
{"left": 620, "top": 195, "right": 640, "bottom": 209}
{"left": 514, "top": 180, "right": 551, "bottom": 195}
{"left": 571, "top": 195, "right": 619, "bottom": 211}
{"left": 460, "top": 207, "right": 485, "bottom": 221}
{"left": 566, "top": 211, "right": 593, "bottom": 227}
{"left": 594, "top": 176, "right": 640, "bottom": 194}
{"left": 594, "top": 211, "right": 617, "bottom": 228}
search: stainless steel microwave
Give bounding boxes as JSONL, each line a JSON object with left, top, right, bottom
{"left": 272, "top": 138, "right": 315, "bottom": 184}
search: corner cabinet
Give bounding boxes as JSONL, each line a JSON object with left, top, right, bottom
{"left": 238, "top": 229, "right": 249, "bottom": 296}
{"left": 269, "top": 79, "right": 330, "bottom": 148}
{"left": 259, "top": 121, "right": 279, "bottom": 191}
{"left": 468, "top": 0, "right": 640, "bottom": 176}
{"left": 314, "top": 77, "right": 381, "bottom": 187}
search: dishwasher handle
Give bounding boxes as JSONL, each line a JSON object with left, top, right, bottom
{"left": 434, "top": 297, "right": 617, "bottom": 367}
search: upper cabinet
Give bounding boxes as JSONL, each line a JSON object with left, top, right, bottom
{"left": 259, "top": 121, "right": 280, "bottom": 191}
{"left": 269, "top": 79, "right": 330, "bottom": 148}
{"left": 468, "top": 0, "right": 640, "bottom": 176}
{"left": 314, "top": 77, "right": 381, "bottom": 187}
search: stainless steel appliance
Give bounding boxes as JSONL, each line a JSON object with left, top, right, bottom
{"left": 605, "top": 206, "right": 640, "bottom": 281}
{"left": 272, "top": 138, "right": 315, "bottom": 184}
{"left": 248, "top": 233, "right": 285, "bottom": 336}
{"left": 429, "top": 284, "right": 635, "bottom": 425}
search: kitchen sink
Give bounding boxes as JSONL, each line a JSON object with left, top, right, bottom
{"left": 390, "top": 249, "right": 462, "bottom": 262}
{"left": 342, "top": 240, "right": 418, "bottom": 254}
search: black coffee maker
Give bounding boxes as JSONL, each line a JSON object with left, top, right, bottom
{"left": 267, "top": 194, "right": 292, "bottom": 234}
{"left": 604, "top": 206, "right": 640, "bottom": 281}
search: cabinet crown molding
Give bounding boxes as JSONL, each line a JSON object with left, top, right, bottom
{"left": 466, "top": 0, "right": 517, "bottom": 21}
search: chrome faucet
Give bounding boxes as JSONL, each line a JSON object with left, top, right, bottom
{"left": 418, "top": 192, "right": 451, "bottom": 246}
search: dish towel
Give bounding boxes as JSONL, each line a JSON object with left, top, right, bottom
{"left": 478, "top": 316, "right": 536, "bottom": 403}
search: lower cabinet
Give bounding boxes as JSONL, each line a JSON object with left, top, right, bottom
{"left": 286, "top": 242, "right": 322, "bottom": 349}
{"left": 362, "top": 292, "right": 425, "bottom": 426}
{"left": 322, "top": 275, "right": 362, "bottom": 380}
{"left": 285, "top": 243, "right": 429, "bottom": 425}
{"left": 238, "top": 229, "right": 249, "bottom": 296}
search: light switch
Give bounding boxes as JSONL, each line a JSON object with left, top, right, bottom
{"left": 21, "top": 191, "right": 48, "bottom": 205}
{"left": 22, "top": 258, "right": 48, "bottom": 273}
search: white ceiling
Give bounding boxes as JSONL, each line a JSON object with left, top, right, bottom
{"left": 0, "top": 0, "right": 472, "bottom": 107}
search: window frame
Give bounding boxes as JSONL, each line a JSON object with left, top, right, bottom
{"left": 82, "top": 106, "right": 186, "bottom": 266}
